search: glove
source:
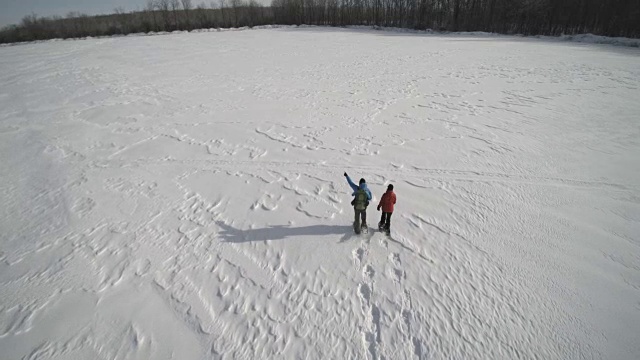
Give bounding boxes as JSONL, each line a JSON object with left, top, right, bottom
{"left": 350, "top": 199, "right": 355, "bottom": 206}
{"left": 344, "top": 172, "right": 348, "bottom": 177}
{"left": 377, "top": 205, "right": 380, "bottom": 211}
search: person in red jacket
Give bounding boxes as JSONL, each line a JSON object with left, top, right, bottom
{"left": 377, "top": 184, "right": 396, "bottom": 234}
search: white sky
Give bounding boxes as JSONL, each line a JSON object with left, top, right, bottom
{"left": 0, "top": 0, "right": 271, "bottom": 28}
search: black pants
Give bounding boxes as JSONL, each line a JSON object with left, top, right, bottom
{"left": 379, "top": 212, "right": 392, "bottom": 230}
{"left": 354, "top": 208, "right": 367, "bottom": 228}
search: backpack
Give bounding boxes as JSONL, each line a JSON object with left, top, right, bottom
{"left": 353, "top": 189, "right": 369, "bottom": 210}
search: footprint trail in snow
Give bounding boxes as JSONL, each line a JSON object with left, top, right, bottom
{"left": 1, "top": 28, "right": 639, "bottom": 359}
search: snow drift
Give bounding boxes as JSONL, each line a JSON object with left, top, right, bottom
{"left": 0, "top": 27, "right": 639, "bottom": 359}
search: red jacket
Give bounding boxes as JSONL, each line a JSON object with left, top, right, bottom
{"left": 378, "top": 191, "right": 396, "bottom": 213}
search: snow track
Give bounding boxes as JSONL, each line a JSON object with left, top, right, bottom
{"left": 1, "top": 28, "right": 639, "bottom": 359}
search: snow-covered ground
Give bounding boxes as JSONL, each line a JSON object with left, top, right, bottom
{"left": 1, "top": 27, "right": 639, "bottom": 359}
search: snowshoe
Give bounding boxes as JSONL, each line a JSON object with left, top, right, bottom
{"left": 378, "top": 222, "right": 390, "bottom": 235}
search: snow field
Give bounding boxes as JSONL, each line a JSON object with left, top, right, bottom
{"left": 0, "top": 27, "right": 639, "bottom": 359}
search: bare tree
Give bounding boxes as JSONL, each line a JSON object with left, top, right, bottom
{"left": 146, "top": 0, "right": 159, "bottom": 31}
{"left": 220, "top": 0, "right": 228, "bottom": 27}
{"left": 114, "top": 7, "right": 129, "bottom": 33}
{"left": 181, "top": 0, "right": 193, "bottom": 29}
{"left": 247, "top": 0, "right": 259, "bottom": 26}
{"left": 230, "top": 0, "right": 243, "bottom": 27}
{"left": 66, "top": 12, "right": 81, "bottom": 37}
{"left": 195, "top": 2, "right": 210, "bottom": 28}
{"left": 170, "top": 0, "right": 181, "bottom": 29}
{"left": 157, "top": 0, "right": 172, "bottom": 30}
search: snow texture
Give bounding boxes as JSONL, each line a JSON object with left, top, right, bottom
{"left": 1, "top": 27, "right": 639, "bottom": 359}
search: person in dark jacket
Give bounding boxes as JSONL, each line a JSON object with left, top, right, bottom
{"left": 344, "top": 172, "right": 372, "bottom": 233}
{"left": 377, "top": 184, "right": 396, "bottom": 234}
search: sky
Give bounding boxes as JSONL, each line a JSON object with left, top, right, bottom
{"left": 0, "top": 0, "right": 253, "bottom": 28}
{"left": 0, "top": 0, "right": 141, "bottom": 27}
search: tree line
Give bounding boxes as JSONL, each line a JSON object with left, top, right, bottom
{"left": 1, "top": 0, "right": 638, "bottom": 44}
{"left": 0, "top": 0, "right": 273, "bottom": 44}
{"left": 271, "top": 0, "right": 639, "bottom": 36}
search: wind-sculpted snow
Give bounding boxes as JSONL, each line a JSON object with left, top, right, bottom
{"left": 1, "top": 28, "right": 639, "bottom": 359}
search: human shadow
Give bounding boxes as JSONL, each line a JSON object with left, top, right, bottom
{"left": 216, "top": 221, "right": 353, "bottom": 243}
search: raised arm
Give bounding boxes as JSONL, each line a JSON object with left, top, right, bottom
{"left": 344, "top": 173, "right": 358, "bottom": 192}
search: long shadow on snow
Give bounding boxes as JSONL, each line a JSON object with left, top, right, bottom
{"left": 216, "top": 221, "right": 353, "bottom": 243}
